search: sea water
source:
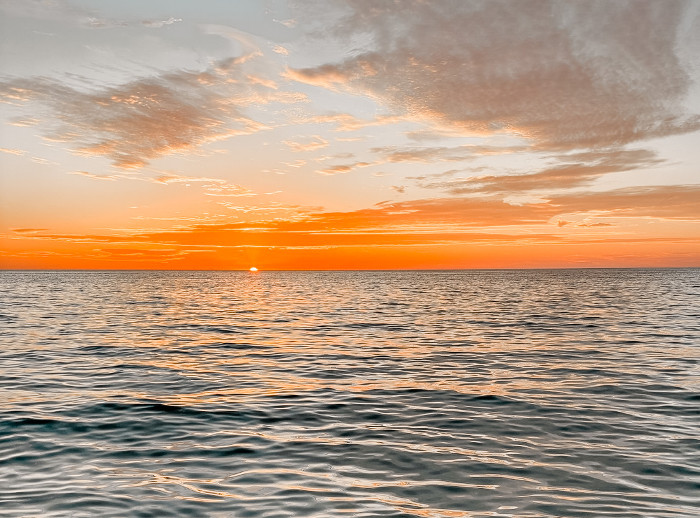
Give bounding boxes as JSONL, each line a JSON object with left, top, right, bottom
{"left": 1, "top": 269, "right": 698, "bottom": 517}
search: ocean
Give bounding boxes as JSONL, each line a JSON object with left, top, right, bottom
{"left": 1, "top": 269, "right": 698, "bottom": 517}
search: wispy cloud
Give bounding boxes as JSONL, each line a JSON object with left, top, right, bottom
{"left": 318, "top": 161, "right": 370, "bottom": 175}
{"left": 302, "top": 112, "right": 406, "bottom": 132}
{"left": 0, "top": 147, "right": 25, "bottom": 156}
{"left": 203, "top": 184, "right": 256, "bottom": 197}
{"left": 372, "top": 144, "right": 526, "bottom": 163}
{"left": 70, "top": 171, "right": 120, "bottom": 181}
{"left": 0, "top": 0, "right": 181, "bottom": 30}
{"left": 414, "top": 148, "right": 663, "bottom": 194}
{"left": 141, "top": 17, "right": 182, "bottom": 28}
{"left": 96, "top": 248, "right": 186, "bottom": 260}
{"left": 152, "top": 173, "right": 256, "bottom": 197}
{"left": 9, "top": 185, "right": 699, "bottom": 269}
{"left": 274, "top": 18, "right": 297, "bottom": 28}
{"left": 0, "top": 56, "right": 279, "bottom": 168}
{"left": 283, "top": 135, "right": 328, "bottom": 152}
{"left": 11, "top": 228, "right": 48, "bottom": 234}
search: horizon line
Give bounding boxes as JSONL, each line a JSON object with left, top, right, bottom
{"left": 2, "top": 266, "right": 698, "bottom": 272}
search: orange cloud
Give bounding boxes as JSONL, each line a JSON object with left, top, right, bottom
{"left": 70, "top": 171, "right": 120, "bottom": 181}
{"left": 300, "top": 112, "right": 406, "bottom": 132}
{"left": 318, "top": 161, "right": 371, "bottom": 175}
{"left": 549, "top": 186, "right": 700, "bottom": 220}
{"left": 3, "top": 234, "right": 698, "bottom": 271}
{"left": 0, "top": 147, "right": 25, "bottom": 156}
{"left": 10, "top": 228, "right": 49, "bottom": 233}
{"left": 96, "top": 248, "right": 187, "bottom": 260}
{"left": 283, "top": 135, "right": 329, "bottom": 152}
{"left": 11, "top": 185, "right": 699, "bottom": 250}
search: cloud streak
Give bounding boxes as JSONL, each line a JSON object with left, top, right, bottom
{"left": 414, "top": 148, "right": 664, "bottom": 194}
{"left": 16, "top": 185, "right": 699, "bottom": 247}
{"left": 318, "top": 161, "right": 370, "bottom": 175}
{"left": 7, "top": 184, "right": 698, "bottom": 270}
{"left": 283, "top": 135, "right": 329, "bottom": 152}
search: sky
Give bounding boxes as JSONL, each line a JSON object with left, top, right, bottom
{"left": 1, "top": 0, "right": 699, "bottom": 270}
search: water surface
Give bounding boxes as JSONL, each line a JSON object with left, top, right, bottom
{"left": 1, "top": 269, "right": 699, "bottom": 517}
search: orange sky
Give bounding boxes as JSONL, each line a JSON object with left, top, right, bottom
{"left": 1, "top": 0, "right": 699, "bottom": 269}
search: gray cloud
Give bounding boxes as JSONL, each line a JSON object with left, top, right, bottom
{"left": 291, "top": 0, "right": 700, "bottom": 150}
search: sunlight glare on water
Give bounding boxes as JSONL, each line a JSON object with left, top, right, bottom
{"left": 1, "top": 269, "right": 699, "bottom": 517}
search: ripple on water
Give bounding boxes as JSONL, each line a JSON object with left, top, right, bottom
{"left": 1, "top": 269, "right": 699, "bottom": 517}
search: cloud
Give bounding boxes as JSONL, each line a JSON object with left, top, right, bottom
{"left": 0, "top": 57, "right": 276, "bottom": 169}
{"left": 318, "top": 161, "right": 370, "bottom": 175}
{"left": 30, "top": 156, "right": 57, "bottom": 165}
{"left": 549, "top": 185, "right": 700, "bottom": 220}
{"left": 0, "top": 0, "right": 182, "bottom": 30}
{"left": 97, "top": 248, "right": 186, "bottom": 260}
{"left": 372, "top": 144, "right": 526, "bottom": 163}
{"left": 283, "top": 135, "right": 328, "bottom": 152}
{"left": 415, "top": 148, "right": 663, "bottom": 194}
{"left": 203, "top": 184, "right": 256, "bottom": 197}
{"left": 152, "top": 173, "right": 256, "bottom": 197}
{"left": 557, "top": 219, "right": 616, "bottom": 228}
{"left": 290, "top": 0, "right": 700, "bottom": 150}
{"left": 201, "top": 25, "right": 263, "bottom": 65}
{"left": 318, "top": 165, "right": 352, "bottom": 175}
{"left": 81, "top": 16, "right": 128, "bottom": 28}
{"left": 95, "top": 185, "right": 692, "bottom": 247}
{"left": 577, "top": 222, "right": 614, "bottom": 228}
{"left": 283, "top": 159, "right": 307, "bottom": 168}
{"left": 407, "top": 169, "right": 463, "bottom": 181}
{"left": 274, "top": 18, "right": 297, "bottom": 28}
{"left": 217, "top": 202, "right": 319, "bottom": 214}
{"left": 8, "top": 117, "right": 39, "bottom": 127}
{"left": 302, "top": 112, "right": 405, "bottom": 132}
{"left": 11, "top": 185, "right": 699, "bottom": 257}
{"left": 269, "top": 185, "right": 700, "bottom": 231}
{"left": 11, "top": 228, "right": 48, "bottom": 233}
{"left": 70, "top": 171, "right": 120, "bottom": 181}
{"left": 0, "top": 147, "right": 25, "bottom": 156}
{"left": 405, "top": 129, "right": 470, "bottom": 142}
{"left": 0, "top": 0, "right": 120, "bottom": 27}
{"left": 142, "top": 17, "right": 182, "bottom": 28}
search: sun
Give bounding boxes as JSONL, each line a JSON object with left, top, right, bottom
{"left": 249, "top": 267, "right": 258, "bottom": 272}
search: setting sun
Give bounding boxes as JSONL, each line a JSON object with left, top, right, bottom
{"left": 249, "top": 267, "right": 258, "bottom": 272}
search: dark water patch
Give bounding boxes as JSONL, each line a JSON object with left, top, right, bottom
{"left": 205, "top": 341, "right": 270, "bottom": 351}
